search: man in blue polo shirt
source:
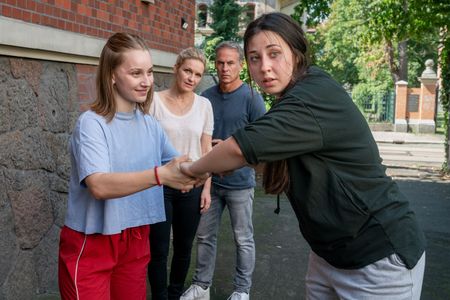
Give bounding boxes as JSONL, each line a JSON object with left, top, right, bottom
{"left": 181, "top": 41, "right": 266, "bottom": 300}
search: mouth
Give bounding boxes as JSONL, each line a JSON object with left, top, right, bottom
{"left": 261, "top": 78, "right": 276, "bottom": 87}
{"left": 136, "top": 89, "right": 149, "bottom": 96}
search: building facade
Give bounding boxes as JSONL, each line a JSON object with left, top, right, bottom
{"left": 194, "top": 0, "right": 298, "bottom": 46}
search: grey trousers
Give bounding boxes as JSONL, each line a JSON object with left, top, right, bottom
{"left": 305, "top": 251, "right": 426, "bottom": 300}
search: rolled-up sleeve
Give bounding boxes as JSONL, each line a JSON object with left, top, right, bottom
{"left": 232, "top": 95, "right": 323, "bottom": 164}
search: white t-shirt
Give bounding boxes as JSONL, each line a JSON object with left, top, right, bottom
{"left": 150, "top": 92, "right": 214, "bottom": 161}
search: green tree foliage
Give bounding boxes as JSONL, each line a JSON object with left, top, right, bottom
{"left": 292, "top": 0, "right": 450, "bottom": 171}
{"left": 291, "top": 0, "right": 332, "bottom": 27}
{"left": 208, "top": 0, "right": 242, "bottom": 42}
{"left": 439, "top": 31, "right": 450, "bottom": 172}
{"left": 203, "top": 36, "right": 224, "bottom": 74}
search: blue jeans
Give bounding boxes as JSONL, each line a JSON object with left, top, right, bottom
{"left": 192, "top": 186, "right": 255, "bottom": 294}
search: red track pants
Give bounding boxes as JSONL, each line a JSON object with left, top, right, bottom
{"left": 58, "top": 225, "right": 150, "bottom": 300}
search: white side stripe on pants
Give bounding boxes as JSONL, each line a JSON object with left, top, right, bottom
{"left": 74, "top": 234, "right": 87, "bottom": 300}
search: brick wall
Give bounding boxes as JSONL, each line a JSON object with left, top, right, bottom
{"left": 0, "top": 0, "right": 195, "bottom": 53}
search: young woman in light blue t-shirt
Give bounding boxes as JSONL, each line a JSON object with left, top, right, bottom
{"left": 58, "top": 33, "right": 197, "bottom": 300}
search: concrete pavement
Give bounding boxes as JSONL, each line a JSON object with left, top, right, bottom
{"left": 372, "top": 131, "right": 445, "bottom": 144}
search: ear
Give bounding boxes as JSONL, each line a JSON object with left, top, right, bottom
{"left": 112, "top": 73, "right": 116, "bottom": 85}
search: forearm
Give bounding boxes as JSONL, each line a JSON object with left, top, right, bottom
{"left": 202, "top": 177, "right": 212, "bottom": 192}
{"left": 85, "top": 158, "right": 192, "bottom": 200}
{"left": 85, "top": 169, "right": 158, "bottom": 200}
{"left": 190, "top": 137, "right": 247, "bottom": 176}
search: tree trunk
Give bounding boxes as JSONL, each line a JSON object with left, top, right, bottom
{"left": 398, "top": 40, "right": 408, "bottom": 81}
{"left": 385, "top": 40, "right": 400, "bottom": 84}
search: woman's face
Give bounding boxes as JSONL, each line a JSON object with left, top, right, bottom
{"left": 175, "top": 58, "right": 204, "bottom": 93}
{"left": 112, "top": 49, "right": 154, "bottom": 112}
{"left": 247, "top": 30, "right": 296, "bottom": 97}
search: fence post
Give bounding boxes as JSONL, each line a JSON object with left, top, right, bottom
{"left": 394, "top": 80, "right": 408, "bottom": 132}
{"left": 417, "top": 59, "right": 438, "bottom": 133}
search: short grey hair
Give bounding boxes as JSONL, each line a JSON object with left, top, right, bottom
{"left": 215, "top": 41, "right": 244, "bottom": 63}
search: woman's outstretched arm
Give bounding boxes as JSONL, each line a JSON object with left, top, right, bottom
{"left": 181, "top": 137, "right": 247, "bottom": 177}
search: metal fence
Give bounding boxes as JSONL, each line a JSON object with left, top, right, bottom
{"left": 360, "top": 91, "right": 395, "bottom": 123}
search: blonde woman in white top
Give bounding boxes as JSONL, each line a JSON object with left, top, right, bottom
{"left": 147, "top": 47, "right": 214, "bottom": 300}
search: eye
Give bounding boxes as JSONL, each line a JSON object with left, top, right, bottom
{"left": 269, "top": 51, "right": 280, "bottom": 58}
{"left": 248, "top": 55, "right": 259, "bottom": 62}
{"left": 131, "top": 71, "right": 141, "bottom": 77}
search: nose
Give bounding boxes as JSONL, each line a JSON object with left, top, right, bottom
{"left": 142, "top": 74, "right": 153, "bottom": 87}
{"left": 222, "top": 64, "right": 229, "bottom": 72}
{"left": 260, "top": 55, "right": 271, "bottom": 73}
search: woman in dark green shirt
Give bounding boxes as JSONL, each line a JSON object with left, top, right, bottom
{"left": 182, "top": 12, "right": 425, "bottom": 300}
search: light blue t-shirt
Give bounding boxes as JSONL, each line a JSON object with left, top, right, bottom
{"left": 64, "top": 109, "right": 178, "bottom": 235}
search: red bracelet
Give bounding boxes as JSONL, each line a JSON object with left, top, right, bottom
{"left": 154, "top": 166, "right": 162, "bottom": 186}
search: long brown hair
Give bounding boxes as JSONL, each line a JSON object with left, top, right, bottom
{"left": 243, "top": 13, "right": 312, "bottom": 194}
{"left": 91, "top": 32, "right": 153, "bottom": 122}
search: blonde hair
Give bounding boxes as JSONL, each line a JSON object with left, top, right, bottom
{"left": 175, "top": 47, "right": 206, "bottom": 70}
{"left": 91, "top": 32, "right": 153, "bottom": 122}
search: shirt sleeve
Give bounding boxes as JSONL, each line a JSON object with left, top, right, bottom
{"left": 233, "top": 95, "right": 323, "bottom": 164}
{"left": 157, "top": 120, "right": 179, "bottom": 164}
{"left": 203, "top": 99, "right": 214, "bottom": 135}
{"left": 74, "top": 114, "right": 110, "bottom": 184}
{"left": 248, "top": 92, "right": 267, "bottom": 122}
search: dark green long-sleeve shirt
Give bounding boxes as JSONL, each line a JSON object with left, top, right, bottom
{"left": 233, "top": 66, "right": 425, "bottom": 269}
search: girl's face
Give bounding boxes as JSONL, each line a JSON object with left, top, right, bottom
{"left": 247, "top": 30, "right": 296, "bottom": 97}
{"left": 112, "top": 49, "right": 154, "bottom": 112}
{"left": 175, "top": 58, "right": 204, "bottom": 93}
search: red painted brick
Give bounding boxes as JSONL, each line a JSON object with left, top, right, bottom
{"left": 22, "top": 10, "right": 32, "bottom": 21}
{"left": 79, "top": 24, "right": 87, "bottom": 34}
{"left": 31, "top": 12, "right": 40, "bottom": 22}
{"left": 12, "top": 7, "right": 22, "bottom": 19}
{"left": 16, "top": 0, "right": 26, "bottom": 9}
{"left": 44, "top": 4, "right": 53, "bottom": 15}
{"left": 25, "top": 0, "right": 35, "bottom": 10}
{"left": 96, "top": 9, "right": 109, "bottom": 21}
{"left": 2, "top": 5, "right": 13, "bottom": 17}
{"left": 57, "top": 19, "right": 64, "bottom": 29}
{"left": 4, "top": 0, "right": 16, "bottom": 6}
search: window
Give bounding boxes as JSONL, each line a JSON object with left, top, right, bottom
{"left": 242, "top": 3, "right": 255, "bottom": 26}
{"left": 197, "top": 4, "right": 207, "bottom": 28}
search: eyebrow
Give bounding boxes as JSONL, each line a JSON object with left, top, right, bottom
{"left": 248, "top": 44, "right": 280, "bottom": 54}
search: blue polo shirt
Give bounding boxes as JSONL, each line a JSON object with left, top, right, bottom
{"left": 202, "top": 83, "right": 266, "bottom": 189}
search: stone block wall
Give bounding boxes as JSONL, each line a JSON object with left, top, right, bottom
{"left": 0, "top": 56, "right": 78, "bottom": 299}
{"left": 0, "top": 56, "right": 173, "bottom": 299}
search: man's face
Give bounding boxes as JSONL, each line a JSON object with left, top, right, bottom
{"left": 215, "top": 47, "right": 243, "bottom": 85}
